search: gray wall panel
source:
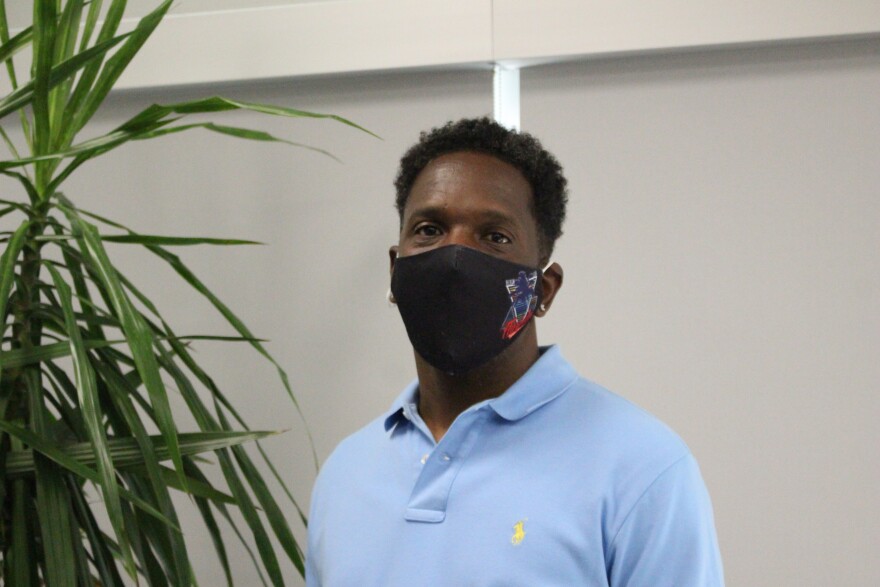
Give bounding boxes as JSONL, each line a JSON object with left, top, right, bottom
{"left": 521, "top": 38, "right": 880, "bottom": 586}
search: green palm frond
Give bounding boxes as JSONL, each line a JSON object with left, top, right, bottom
{"left": 0, "top": 1, "right": 369, "bottom": 584}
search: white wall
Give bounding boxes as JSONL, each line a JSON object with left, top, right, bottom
{"left": 1, "top": 30, "right": 877, "bottom": 587}
{"left": 7, "top": 1, "right": 877, "bottom": 88}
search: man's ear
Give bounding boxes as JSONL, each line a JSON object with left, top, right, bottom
{"left": 537, "top": 262, "right": 563, "bottom": 317}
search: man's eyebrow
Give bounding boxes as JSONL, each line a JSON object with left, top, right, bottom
{"left": 476, "top": 209, "right": 519, "bottom": 225}
{"left": 404, "top": 205, "right": 445, "bottom": 221}
{"left": 405, "top": 206, "right": 519, "bottom": 225}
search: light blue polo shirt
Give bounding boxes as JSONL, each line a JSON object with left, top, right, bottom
{"left": 306, "top": 346, "right": 724, "bottom": 586}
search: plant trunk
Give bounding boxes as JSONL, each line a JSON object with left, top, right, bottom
{"left": 1, "top": 208, "right": 47, "bottom": 563}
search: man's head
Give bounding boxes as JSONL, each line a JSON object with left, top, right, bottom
{"left": 389, "top": 118, "right": 568, "bottom": 377}
{"left": 394, "top": 117, "right": 568, "bottom": 264}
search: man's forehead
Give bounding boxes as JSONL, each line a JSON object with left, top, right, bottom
{"left": 403, "top": 152, "right": 534, "bottom": 217}
{"left": 414, "top": 151, "right": 525, "bottom": 184}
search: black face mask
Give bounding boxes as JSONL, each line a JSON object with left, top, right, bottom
{"left": 390, "top": 245, "right": 543, "bottom": 375}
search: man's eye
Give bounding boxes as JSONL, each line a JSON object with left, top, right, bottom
{"left": 415, "top": 225, "right": 441, "bottom": 237}
{"left": 488, "top": 232, "right": 511, "bottom": 244}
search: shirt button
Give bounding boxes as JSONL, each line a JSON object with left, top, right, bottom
{"left": 441, "top": 453, "right": 451, "bottom": 462}
{"left": 420, "top": 454, "right": 428, "bottom": 465}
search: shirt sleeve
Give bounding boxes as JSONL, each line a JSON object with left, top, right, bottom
{"left": 305, "top": 546, "right": 320, "bottom": 587}
{"left": 605, "top": 453, "right": 725, "bottom": 587}
{"left": 305, "top": 473, "right": 324, "bottom": 587}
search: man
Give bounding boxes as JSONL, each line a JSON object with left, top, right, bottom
{"left": 306, "top": 118, "right": 724, "bottom": 586}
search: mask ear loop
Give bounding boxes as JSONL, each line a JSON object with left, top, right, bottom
{"left": 387, "top": 252, "right": 400, "bottom": 305}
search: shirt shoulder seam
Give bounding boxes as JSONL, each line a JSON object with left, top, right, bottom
{"left": 607, "top": 450, "right": 692, "bottom": 550}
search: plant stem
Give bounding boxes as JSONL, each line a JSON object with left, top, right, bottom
{"left": 7, "top": 206, "right": 48, "bottom": 430}
{"left": 0, "top": 204, "right": 48, "bottom": 572}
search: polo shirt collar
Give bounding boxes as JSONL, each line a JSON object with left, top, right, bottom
{"left": 384, "top": 379, "right": 420, "bottom": 432}
{"left": 383, "top": 345, "right": 578, "bottom": 432}
{"left": 487, "top": 345, "right": 579, "bottom": 420}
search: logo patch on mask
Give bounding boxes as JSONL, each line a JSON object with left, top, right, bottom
{"left": 501, "top": 271, "right": 539, "bottom": 340}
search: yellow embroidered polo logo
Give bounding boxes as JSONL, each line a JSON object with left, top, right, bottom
{"left": 511, "top": 519, "right": 527, "bottom": 546}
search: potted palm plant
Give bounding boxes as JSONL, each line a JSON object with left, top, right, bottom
{"left": 0, "top": 1, "right": 365, "bottom": 584}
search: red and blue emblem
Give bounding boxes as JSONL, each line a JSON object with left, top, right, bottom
{"left": 501, "top": 270, "right": 539, "bottom": 340}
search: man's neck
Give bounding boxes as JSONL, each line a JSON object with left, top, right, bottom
{"left": 414, "top": 329, "right": 540, "bottom": 442}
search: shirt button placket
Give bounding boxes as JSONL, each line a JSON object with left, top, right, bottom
{"left": 404, "top": 410, "right": 487, "bottom": 523}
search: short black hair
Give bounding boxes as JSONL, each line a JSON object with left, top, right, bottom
{"left": 394, "top": 117, "right": 568, "bottom": 261}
